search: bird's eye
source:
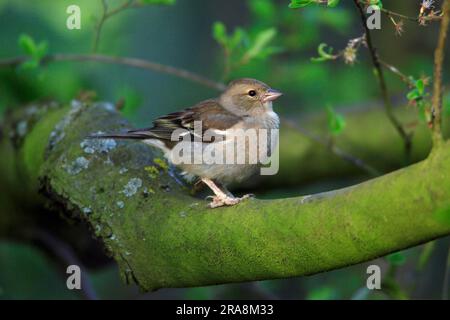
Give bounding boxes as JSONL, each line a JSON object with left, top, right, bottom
{"left": 248, "top": 90, "right": 257, "bottom": 97}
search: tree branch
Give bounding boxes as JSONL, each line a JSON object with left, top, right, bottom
{"left": 93, "top": 0, "right": 134, "bottom": 52}
{"left": 1, "top": 102, "right": 449, "bottom": 291}
{"left": 431, "top": 0, "right": 450, "bottom": 146}
{"left": 379, "top": 59, "right": 415, "bottom": 87}
{"left": 379, "top": 6, "right": 442, "bottom": 23}
{"left": 282, "top": 118, "right": 380, "bottom": 177}
{"left": 0, "top": 54, "right": 428, "bottom": 178}
{"left": 0, "top": 53, "right": 400, "bottom": 177}
{"left": 0, "top": 53, "right": 226, "bottom": 91}
{"left": 354, "top": 0, "right": 442, "bottom": 24}
{"left": 0, "top": 52, "right": 446, "bottom": 189}
{"left": 353, "top": 0, "right": 412, "bottom": 160}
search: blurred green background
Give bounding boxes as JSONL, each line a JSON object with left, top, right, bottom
{"left": 0, "top": 0, "right": 449, "bottom": 299}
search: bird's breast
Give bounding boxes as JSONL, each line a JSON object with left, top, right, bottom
{"left": 239, "top": 110, "right": 280, "bottom": 130}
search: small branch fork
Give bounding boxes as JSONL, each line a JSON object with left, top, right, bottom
{"left": 353, "top": 0, "right": 413, "bottom": 160}
{"left": 356, "top": 0, "right": 442, "bottom": 24}
{"left": 93, "top": 0, "right": 135, "bottom": 52}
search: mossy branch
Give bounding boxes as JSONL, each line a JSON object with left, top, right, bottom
{"left": 1, "top": 101, "right": 449, "bottom": 291}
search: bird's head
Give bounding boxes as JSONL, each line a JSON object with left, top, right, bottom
{"left": 219, "top": 78, "right": 282, "bottom": 115}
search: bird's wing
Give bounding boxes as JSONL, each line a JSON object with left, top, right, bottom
{"left": 128, "top": 99, "right": 242, "bottom": 142}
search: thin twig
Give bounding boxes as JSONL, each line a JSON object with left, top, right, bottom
{"left": 355, "top": 0, "right": 442, "bottom": 23}
{"left": 353, "top": 0, "right": 412, "bottom": 160}
{"left": 0, "top": 52, "right": 380, "bottom": 175}
{"left": 0, "top": 53, "right": 226, "bottom": 91}
{"left": 431, "top": 0, "right": 450, "bottom": 146}
{"left": 379, "top": 60, "right": 415, "bottom": 87}
{"left": 92, "top": 0, "right": 108, "bottom": 53}
{"left": 379, "top": 7, "right": 419, "bottom": 22}
{"left": 106, "top": 0, "right": 134, "bottom": 17}
{"left": 283, "top": 118, "right": 380, "bottom": 177}
{"left": 222, "top": 47, "right": 232, "bottom": 82}
{"left": 379, "top": 7, "right": 441, "bottom": 23}
{"left": 93, "top": 0, "right": 134, "bottom": 52}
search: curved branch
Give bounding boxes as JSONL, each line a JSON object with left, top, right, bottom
{"left": 0, "top": 53, "right": 434, "bottom": 182}
{"left": 0, "top": 53, "right": 226, "bottom": 91}
{"left": 1, "top": 102, "right": 449, "bottom": 291}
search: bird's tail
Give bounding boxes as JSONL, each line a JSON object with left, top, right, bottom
{"left": 88, "top": 131, "right": 154, "bottom": 140}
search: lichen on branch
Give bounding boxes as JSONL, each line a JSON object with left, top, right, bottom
{"left": 0, "top": 101, "right": 449, "bottom": 291}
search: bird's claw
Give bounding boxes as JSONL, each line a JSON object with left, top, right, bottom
{"left": 207, "top": 194, "right": 253, "bottom": 208}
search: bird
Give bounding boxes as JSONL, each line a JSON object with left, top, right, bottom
{"left": 89, "top": 78, "right": 282, "bottom": 208}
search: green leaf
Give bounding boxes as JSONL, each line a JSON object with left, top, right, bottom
{"left": 137, "top": 0, "right": 176, "bottom": 5}
{"left": 368, "top": 0, "right": 383, "bottom": 8}
{"left": 228, "top": 27, "right": 246, "bottom": 51}
{"left": 212, "top": 21, "right": 228, "bottom": 46}
{"left": 326, "top": 105, "right": 346, "bottom": 135}
{"left": 256, "top": 46, "right": 284, "bottom": 59}
{"left": 311, "top": 43, "right": 335, "bottom": 62}
{"left": 36, "top": 41, "right": 48, "bottom": 59}
{"left": 416, "top": 79, "right": 424, "bottom": 95}
{"left": 406, "top": 79, "right": 426, "bottom": 102}
{"left": 17, "top": 34, "right": 48, "bottom": 70}
{"left": 243, "top": 28, "right": 277, "bottom": 60}
{"left": 248, "top": 0, "right": 276, "bottom": 21}
{"left": 289, "top": 0, "right": 314, "bottom": 8}
{"left": 18, "top": 34, "right": 37, "bottom": 56}
{"left": 387, "top": 252, "right": 406, "bottom": 266}
{"left": 327, "top": 0, "right": 340, "bottom": 7}
{"left": 406, "top": 89, "right": 420, "bottom": 101}
{"left": 289, "top": 0, "right": 340, "bottom": 8}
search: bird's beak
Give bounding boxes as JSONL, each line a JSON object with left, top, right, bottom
{"left": 262, "top": 89, "right": 283, "bottom": 103}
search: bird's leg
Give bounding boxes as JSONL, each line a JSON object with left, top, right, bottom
{"left": 201, "top": 178, "right": 250, "bottom": 208}
{"left": 216, "top": 181, "right": 254, "bottom": 200}
{"left": 214, "top": 181, "right": 234, "bottom": 197}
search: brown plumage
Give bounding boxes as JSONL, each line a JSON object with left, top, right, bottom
{"left": 90, "top": 78, "right": 282, "bottom": 208}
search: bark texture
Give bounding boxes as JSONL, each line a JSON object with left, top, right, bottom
{"left": 1, "top": 101, "right": 449, "bottom": 291}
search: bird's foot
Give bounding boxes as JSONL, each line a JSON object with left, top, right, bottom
{"left": 207, "top": 194, "right": 253, "bottom": 208}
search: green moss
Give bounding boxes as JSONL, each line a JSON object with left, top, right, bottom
{"left": 19, "top": 106, "right": 69, "bottom": 190}
{"left": 153, "top": 158, "right": 169, "bottom": 172}
{"left": 144, "top": 166, "right": 160, "bottom": 179}
{"left": 434, "top": 202, "right": 450, "bottom": 226}
{"left": 3, "top": 101, "right": 450, "bottom": 292}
